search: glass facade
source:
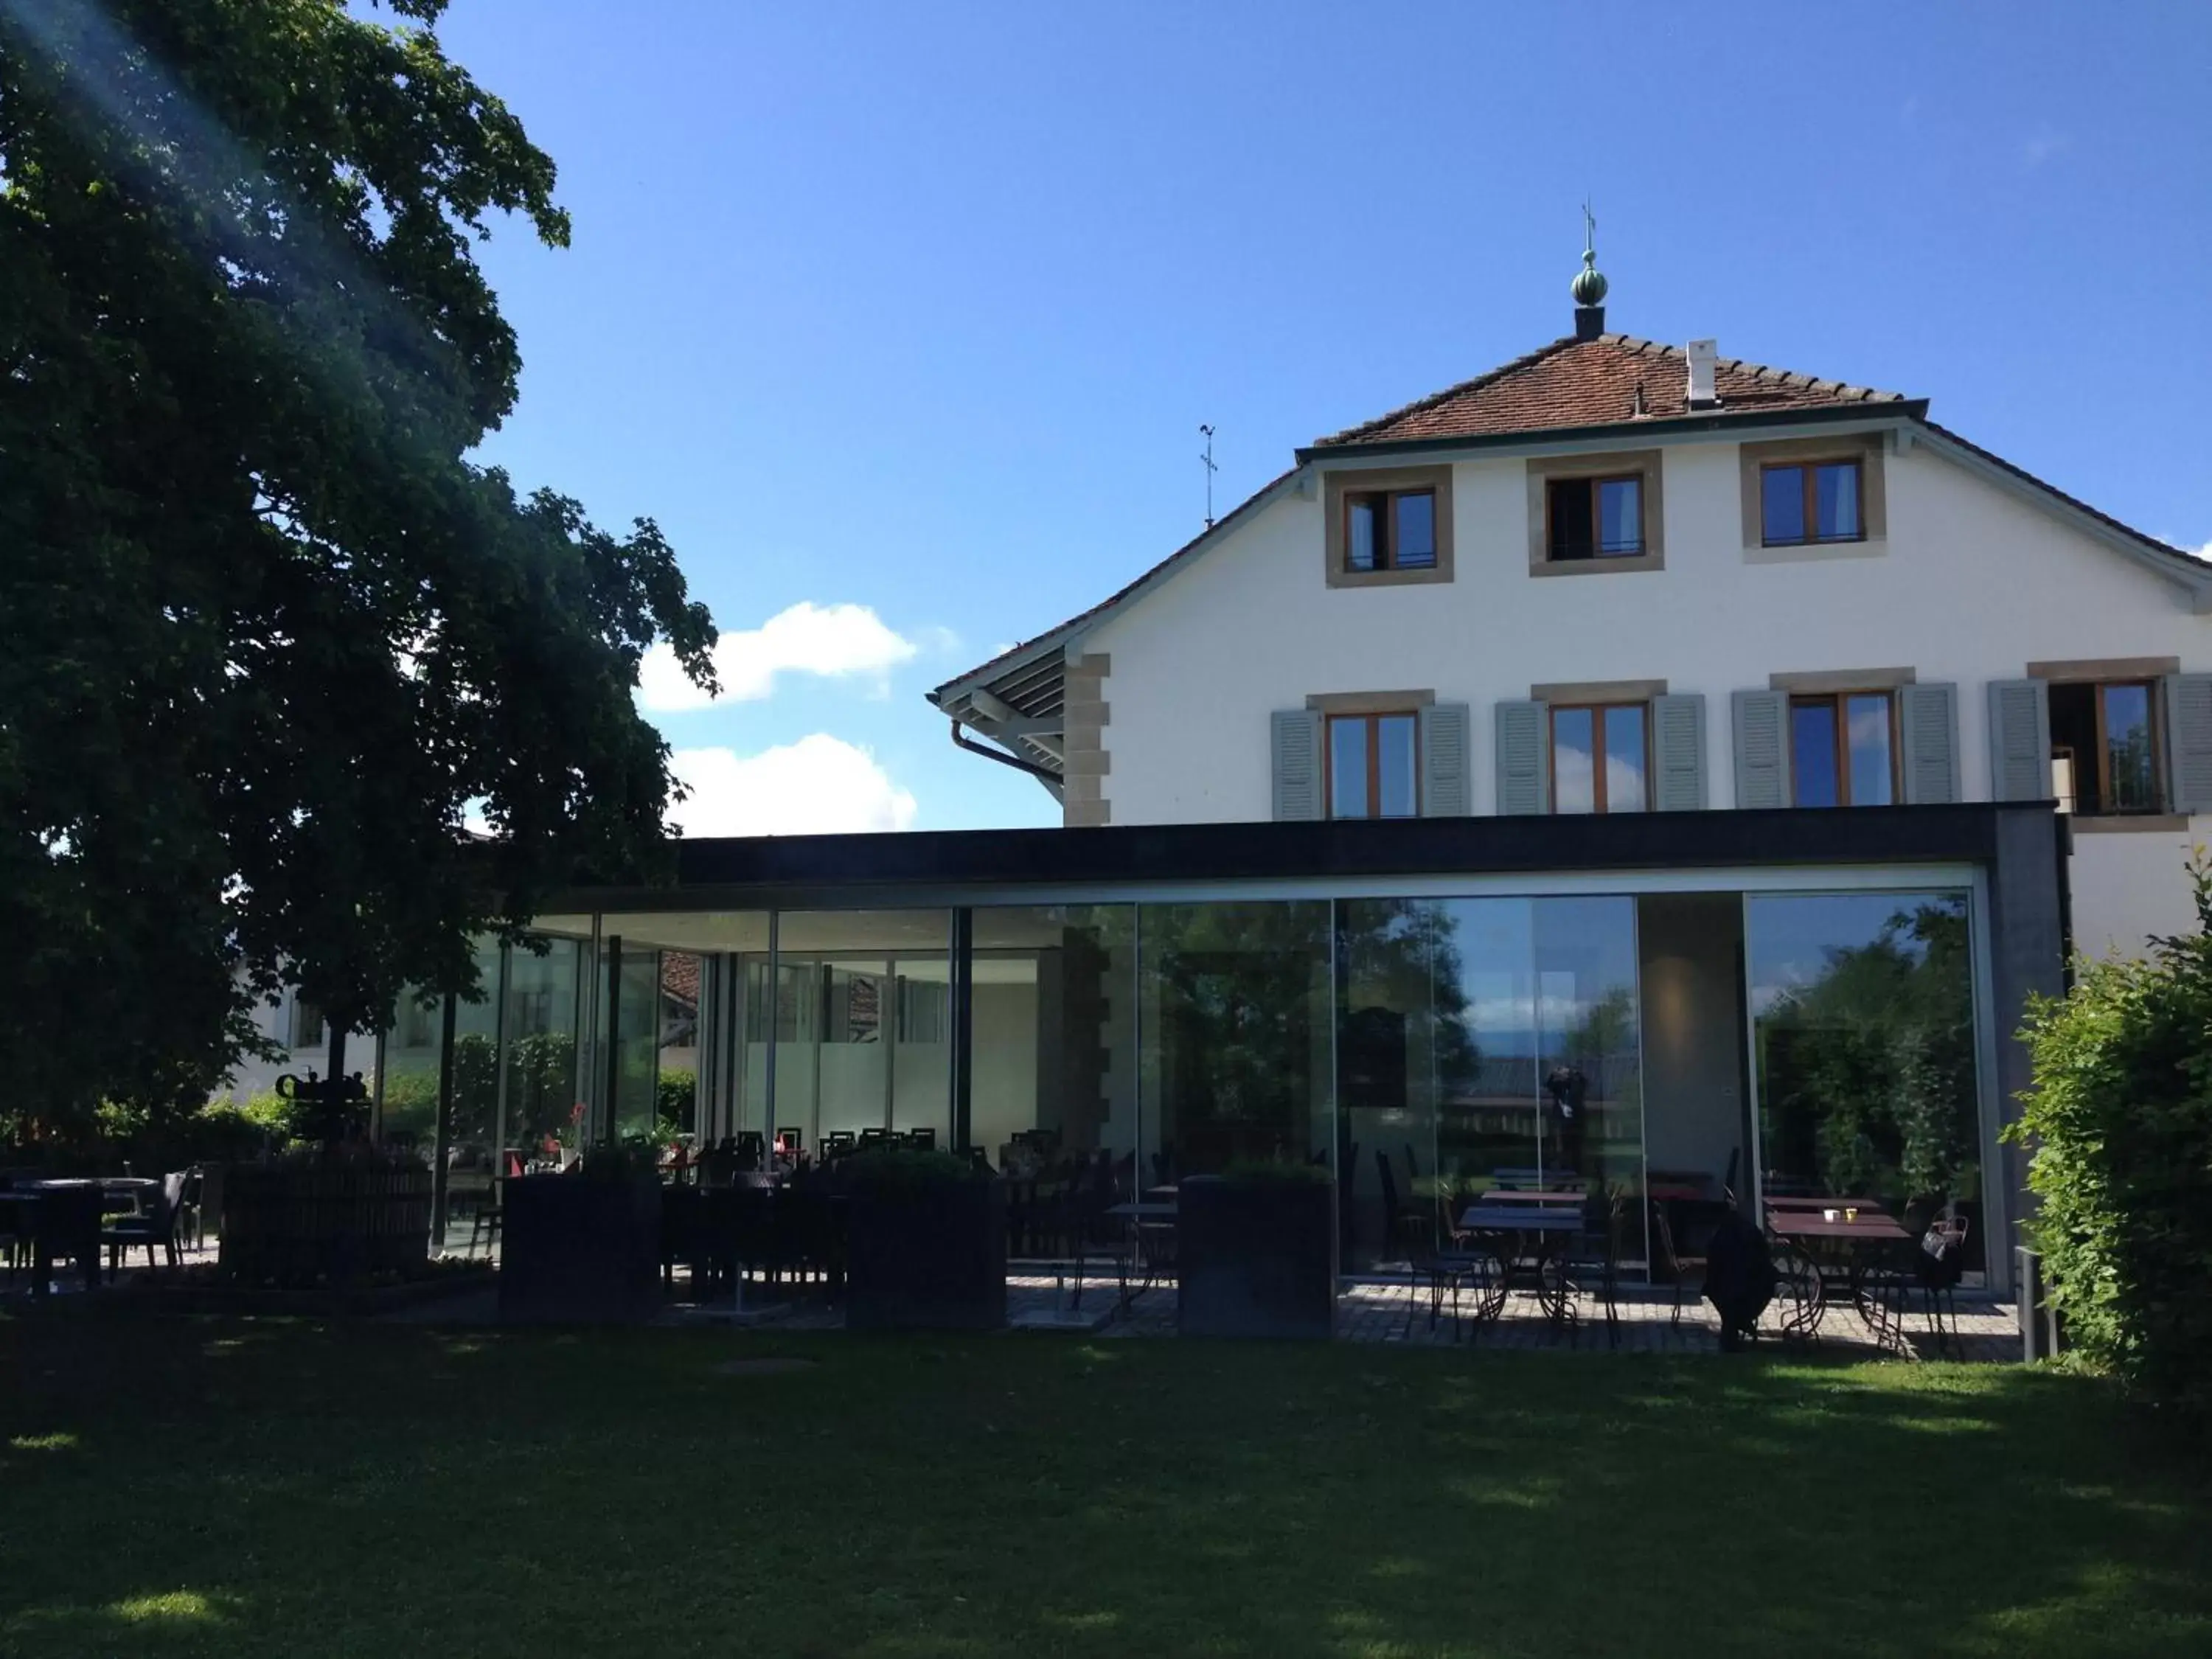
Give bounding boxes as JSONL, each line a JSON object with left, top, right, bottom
{"left": 433, "top": 879, "right": 1992, "bottom": 1285}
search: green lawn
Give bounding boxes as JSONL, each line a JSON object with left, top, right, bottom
{"left": 1, "top": 1317, "right": 2206, "bottom": 1658}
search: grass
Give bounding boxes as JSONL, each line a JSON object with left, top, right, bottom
{"left": 1, "top": 1316, "right": 2208, "bottom": 1658}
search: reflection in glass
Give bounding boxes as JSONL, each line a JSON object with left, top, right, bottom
{"left": 1377, "top": 714, "right": 1416, "bottom": 817}
{"left": 1337, "top": 900, "right": 1452, "bottom": 1270}
{"left": 1394, "top": 490, "right": 1436, "bottom": 567}
{"left": 1748, "top": 891, "right": 1983, "bottom": 1271}
{"left": 611, "top": 947, "right": 660, "bottom": 1141}
{"left": 2104, "top": 684, "right": 2155, "bottom": 811}
{"left": 1792, "top": 700, "right": 1840, "bottom": 807}
{"left": 1330, "top": 717, "right": 1368, "bottom": 819}
{"left": 1845, "top": 694, "right": 1893, "bottom": 806}
{"left": 1597, "top": 477, "right": 1642, "bottom": 554}
{"left": 970, "top": 908, "right": 1137, "bottom": 1255}
{"left": 503, "top": 938, "right": 581, "bottom": 1159}
{"left": 1142, "top": 902, "right": 1332, "bottom": 1180}
{"left": 1553, "top": 708, "right": 1596, "bottom": 814}
{"left": 1815, "top": 462, "right": 1860, "bottom": 540}
{"left": 1604, "top": 705, "right": 1648, "bottom": 813}
{"left": 1348, "top": 498, "right": 1378, "bottom": 571}
{"left": 1762, "top": 465, "right": 1806, "bottom": 543}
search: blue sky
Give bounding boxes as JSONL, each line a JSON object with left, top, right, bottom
{"left": 434, "top": 0, "right": 2212, "bottom": 836}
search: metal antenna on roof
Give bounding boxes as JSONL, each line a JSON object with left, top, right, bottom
{"left": 1199, "top": 424, "right": 1218, "bottom": 529}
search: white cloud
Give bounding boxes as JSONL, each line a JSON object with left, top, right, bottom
{"left": 667, "top": 736, "right": 917, "bottom": 837}
{"left": 639, "top": 602, "right": 917, "bottom": 712}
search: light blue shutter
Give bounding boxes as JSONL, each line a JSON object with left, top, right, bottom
{"left": 1419, "top": 703, "right": 1472, "bottom": 816}
{"left": 1649, "top": 694, "right": 1707, "bottom": 811}
{"left": 1271, "top": 709, "right": 1324, "bottom": 821}
{"left": 1986, "top": 679, "right": 2051, "bottom": 801}
{"left": 1494, "top": 700, "right": 1548, "bottom": 815}
{"left": 1731, "top": 689, "right": 1790, "bottom": 809}
{"left": 2163, "top": 673, "right": 2212, "bottom": 813}
{"left": 1900, "top": 681, "right": 1961, "bottom": 804}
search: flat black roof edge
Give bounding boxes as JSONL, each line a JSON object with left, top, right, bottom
{"left": 540, "top": 803, "right": 2050, "bottom": 914}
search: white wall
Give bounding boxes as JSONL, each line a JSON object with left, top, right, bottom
{"left": 1087, "top": 434, "right": 2210, "bottom": 956}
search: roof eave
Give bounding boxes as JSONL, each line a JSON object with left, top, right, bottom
{"left": 1294, "top": 399, "right": 1927, "bottom": 465}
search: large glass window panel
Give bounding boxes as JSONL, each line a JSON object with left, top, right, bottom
{"left": 1792, "top": 700, "right": 1840, "bottom": 807}
{"left": 1377, "top": 714, "right": 1417, "bottom": 817}
{"left": 2104, "top": 684, "right": 2157, "bottom": 811}
{"left": 611, "top": 947, "right": 661, "bottom": 1143}
{"left": 1748, "top": 892, "right": 1983, "bottom": 1272}
{"left": 503, "top": 938, "right": 581, "bottom": 1162}
{"left": 1433, "top": 900, "right": 1538, "bottom": 1194}
{"left": 1552, "top": 708, "right": 1596, "bottom": 814}
{"left": 767, "top": 911, "right": 950, "bottom": 1154}
{"left": 971, "top": 907, "right": 1138, "bottom": 1234}
{"left": 1330, "top": 717, "right": 1369, "bottom": 819}
{"left": 1141, "top": 902, "right": 1332, "bottom": 1182}
{"left": 1338, "top": 900, "right": 1448, "bottom": 1271}
{"left": 1604, "top": 704, "right": 1649, "bottom": 813}
{"left": 1846, "top": 694, "right": 1895, "bottom": 806}
{"left": 1533, "top": 898, "right": 1644, "bottom": 1259}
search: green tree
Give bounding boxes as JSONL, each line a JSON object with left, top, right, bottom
{"left": 0, "top": 0, "right": 716, "bottom": 1139}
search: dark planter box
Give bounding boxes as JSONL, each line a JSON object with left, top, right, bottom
{"left": 846, "top": 1179, "right": 1005, "bottom": 1332}
{"left": 1178, "top": 1175, "right": 1335, "bottom": 1340}
{"left": 499, "top": 1174, "right": 664, "bottom": 1325}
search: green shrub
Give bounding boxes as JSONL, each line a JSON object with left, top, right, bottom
{"left": 655, "top": 1068, "right": 695, "bottom": 1138}
{"left": 2010, "top": 855, "right": 2212, "bottom": 1410}
{"left": 843, "top": 1147, "right": 986, "bottom": 1192}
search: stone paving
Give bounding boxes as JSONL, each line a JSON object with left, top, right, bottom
{"left": 678, "top": 1265, "right": 2020, "bottom": 1362}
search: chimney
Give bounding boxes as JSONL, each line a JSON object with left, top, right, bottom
{"left": 1686, "top": 339, "right": 1719, "bottom": 408}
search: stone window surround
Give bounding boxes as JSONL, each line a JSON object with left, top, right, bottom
{"left": 2029, "top": 655, "right": 2183, "bottom": 833}
{"left": 1322, "top": 466, "right": 1455, "bottom": 588}
{"left": 1526, "top": 449, "right": 1666, "bottom": 577}
{"left": 1741, "top": 433, "right": 1888, "bottom": 561}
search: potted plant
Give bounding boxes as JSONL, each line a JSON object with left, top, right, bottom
{"left": 498, "top": 1140, "right": 664, "bottom": 1324}
{"left": 1177, "top": 1161, "right": 1335, "bottom": 1340}
{"left": 843, "top": 1148, "right": 1004, "bottom": 1332}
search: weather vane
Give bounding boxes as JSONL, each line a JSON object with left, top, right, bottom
{"left": 1199, "top": 423, "right": 1218, "bottom": 529}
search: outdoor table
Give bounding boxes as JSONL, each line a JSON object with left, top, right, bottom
{"left": 1476, "top": 1188, "right": 1585, "bottom": 1206}
{"left": 5, "top": 1183, "right": 106, "bottom": 1297}
{"left": 1456, "top": 1204, "right": 1582, "bottom": 1329}
{"left": 1646, "top": 1180, "right": 1713, "bottom": 1206}
{"left": 1764, "top": 1206, "right": 1913, "bottom": 1349}
{"left": 1091, "top": 1199, "right": 1178, "bottom": 1313}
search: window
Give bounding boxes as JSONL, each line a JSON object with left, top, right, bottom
{"left": 1328, "top": 712, "right": 1418, "bottom": 818}
{"left": 1789, "top": 692, "right": 1896, "bottom": 807}
{"left": 1545, "top": 475, "right": 1644, "bottom": 561}
{"left": 1761, "top": 459, "right": 1865, "bottom": 546}
{"left": 289, "top": 995, "right": 324, "bottom": 1051}
{"left": 1344, "top": 487, "right": 1437, "bottom": 573}
{"left": 1550, "top": 703, "right": 1649, "bottom": 814}
{"left": 2048, "top": 681, "right": 2160, "bottom": 815}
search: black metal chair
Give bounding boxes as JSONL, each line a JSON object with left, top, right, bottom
{"left": 1651, "top": 1198, "right": 1705, "bottom": 1329}
{"left": 1374, "top": 1148, "right": 1428, "bottom": 1266}
{"left": 102, "top": 1172, "right": 185, "bottom": 1277}
{"left": 1557, "top": 1186, "right": 1624, "bottom": 1349}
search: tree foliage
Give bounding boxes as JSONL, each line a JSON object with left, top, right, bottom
{"left": 0, "top": 0, "right": 716, "bottom": 1130}
{"left": 2011, "top": 859, "right": 2212, "bottom": 1409}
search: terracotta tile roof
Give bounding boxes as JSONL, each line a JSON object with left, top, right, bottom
{"left": 1310, "top": 333, "right": 1906, "bottom": 449}
{"left": 659, "top": 951, "right": 699, "bottom": 1011}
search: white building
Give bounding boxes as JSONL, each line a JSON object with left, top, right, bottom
{"left": 931, "top": 277, "right": 2211, "bottom": 964}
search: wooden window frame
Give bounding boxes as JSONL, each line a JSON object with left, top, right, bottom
{"left": 1325, "top": 711, "right": 1420, "bottom": 820}
{"left": 1760, "top": 458, "right": 1868, "bottom": 548}
{"left": 1548, "top": 701, "right": 1650, "bottom": 814}
{"left": 1343, "top": 487, "right": 1439, "bottom": 574}
{"left": 2090, "top": 679, "right": 2163, "bottom": 815}
{"left": 1545, "top": 473, "right": 1646, "bottom": 563}
{"left": 1787, "top": 689, "right": 1900, "bottom": 807}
